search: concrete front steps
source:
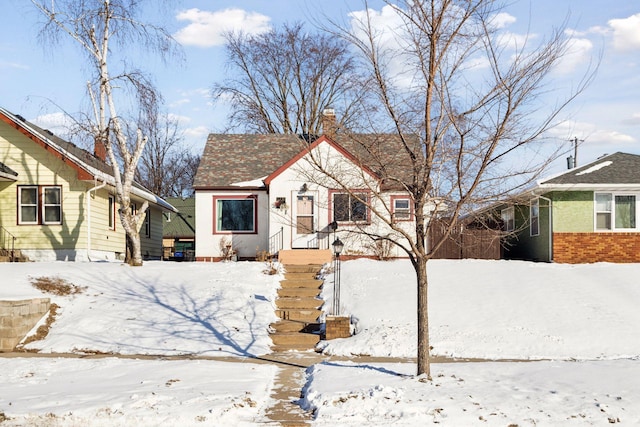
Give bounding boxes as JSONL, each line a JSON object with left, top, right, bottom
{"left": 270, "top": 264, "right": 325, "bottom": 352}
{"left": 278, "top": 249, "right": 332, "bottom": 266}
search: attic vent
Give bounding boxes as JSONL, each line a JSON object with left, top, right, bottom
{"left": 44, "top": 129, "right": 54, "bottom": 136}
{"left": 15, "top": 114, "right": 26, "bottom": 122}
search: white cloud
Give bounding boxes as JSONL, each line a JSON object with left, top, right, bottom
{"left": 0, "top": 61, "right": 29, "bottom": 70}
{"left": 490, "top": 12, "right": 516, "bottom": 29}
{"left": 184, "top": 125, "right": 210, "bottom": 139}
{"left": 174, "top": 8, "right": 271, "bottom": 48}
{"left": 608, "top": 13, "right": 640, "bottom": 52}
{"left": 550, "top": 119, "right": 636, "bottom": 146}
{"left": 621, "top": 112, "right": 640, "bottom": 126}
{"left": 31, "top": 112, "right": 73, "bottom": 134}
{"left": 553, "top": 36, "right": 593, "bottom": 75}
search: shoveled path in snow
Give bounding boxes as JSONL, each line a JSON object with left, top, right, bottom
{"left": 0, "top": 351, "right": 551, "bottom": 426}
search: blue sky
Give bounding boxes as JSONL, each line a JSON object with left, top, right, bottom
{"left": 1, "top": 0, "right": 639, "bottom": 174}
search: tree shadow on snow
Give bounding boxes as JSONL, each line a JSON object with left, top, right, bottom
{"left": 70, "top": 268, "right": 266, "bottom": 358}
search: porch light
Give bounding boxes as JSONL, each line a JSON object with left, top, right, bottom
{"left": 300, "top": 183, "right": 308, "bottom": 192}
{"left": 332, "top": 238, "right": 344, "bottom": 256}
{"left": 332, "top": 237, "right": 344, "bottom": 315}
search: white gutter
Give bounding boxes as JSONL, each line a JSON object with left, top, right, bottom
{"left": 86, "top": 178, "right": 107, "bottom": 261}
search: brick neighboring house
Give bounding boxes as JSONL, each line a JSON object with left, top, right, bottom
{"left": 0, "top": 106, "right": 177, "bottom": 261}
{"left": 193, "top": 110, "right": 423, "bottom": 261}
{"left": 498, "top": 152, "right": 640, "bottom": 263}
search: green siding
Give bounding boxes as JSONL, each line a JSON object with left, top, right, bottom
{"left": 550, "top": 191, "right": 593, "bottom": 232}
{"left": 502, "top": 200, "right": 551, "bottom": 262}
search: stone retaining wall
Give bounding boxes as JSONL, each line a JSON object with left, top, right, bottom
{"left": 0, "top": 298, "right": 50, "bottom": 352}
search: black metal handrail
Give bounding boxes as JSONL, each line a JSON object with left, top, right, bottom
{"left": 269, "top": 227, "right": 284, "bottom": 256}
{"left": 0, "top": 226, "right": 16, "bottom": 262}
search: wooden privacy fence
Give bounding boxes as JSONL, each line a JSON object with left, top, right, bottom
{"left": 428, "top": 220, "right": 501, "bottom": 260}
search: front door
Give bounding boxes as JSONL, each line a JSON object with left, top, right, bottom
{"left": 291, "top": 192, "right": 318, "bottom": 248}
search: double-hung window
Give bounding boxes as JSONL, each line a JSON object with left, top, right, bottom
{"left": 391, "top": 196, "right": 412, "bottom": 221}
{"left": 214, "top": 195, "right": 257, "bottom": 233}
{"left": 18, "top": 185, "right": 62, "bottom": 225}
{"left": 595, "top": 193, "right": 636, "bottom": 230}
{"left": 143, "top": 210, "right": 151, "bottom": 238}
{"left": 530, "top": 198, "right": 540, "bottom": 236}
{"left": 108, "top": 195, "right": 116, "bottom": 230}
{"left": 332, "top": 192, "right": 368, "bottom": 223}
{"left": 501, "top": 207, "right": 515, "bottom": 232}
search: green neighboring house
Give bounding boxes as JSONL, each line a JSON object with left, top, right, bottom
{"left": 500, "top": 152, "right": 640, "bottom": 263}
{"left": 0, "top": 106, "right": 177, "bottom": 262}
{"left": 162, "top": 197, "right": 195, "bottom": 260}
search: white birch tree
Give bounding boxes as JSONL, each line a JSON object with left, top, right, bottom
{"left": 31, "top": 0, "right": 180, "bottom": 265}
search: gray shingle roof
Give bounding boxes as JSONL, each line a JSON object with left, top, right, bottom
{"left": 194, "top": 133, "right": 418, "bottom": 190}
{"left": 541, "top": 152, "right": 640, "bottom": 185}
{"left": 193, "top": 134, "right": 308, "bottom": 188}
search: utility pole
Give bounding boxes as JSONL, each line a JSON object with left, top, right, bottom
{"left": 569, "top": 136, "right": 584, "bottom": 167}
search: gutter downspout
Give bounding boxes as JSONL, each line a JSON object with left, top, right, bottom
{"left": 537, "top": 194, "right": 553, "bottom": 263}
{"left": 87, "top": 178, "right": 107, "bottom": 261}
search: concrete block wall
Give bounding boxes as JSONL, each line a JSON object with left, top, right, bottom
{"left": 554, "top": 232, "right": 640, "bottom": 263}
{"left": 0, "top": 298, "right": 50, "bottom": 352}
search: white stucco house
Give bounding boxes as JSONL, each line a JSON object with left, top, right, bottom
{"left": 193, "top": 111, "right": 419, "bottom": 261}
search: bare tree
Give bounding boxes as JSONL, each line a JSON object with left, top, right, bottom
{"left": 213, "top": 22, "right": 373, "bottom": 135}
{"left": 135, "top": 112, "right": 199, "bottom": 198}
{"left": 310, "top": 0, "right": 596, "bottom": 377}
{"left": 31, "top": 0, "right": 180, "bottom": 266}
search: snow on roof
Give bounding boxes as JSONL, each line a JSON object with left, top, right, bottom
{"left": 575, "top": 160, "right": 612, "bottom": 176}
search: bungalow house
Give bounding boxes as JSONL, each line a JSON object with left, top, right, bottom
{"left": 0, "top": 106, "right": 176, "bottom": 262}
{"left": 193, "top": 110, "right": 420, "bottom": 261}
{"left": 499, "top": 152, "right": 640, "bottom": 263}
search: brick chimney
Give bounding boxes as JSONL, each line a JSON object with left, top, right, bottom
{"left": 322, "top": 108, "right": 337, "bottom": 138}
{"left": 94, "top": 139, "right": 107, "bottom": 162}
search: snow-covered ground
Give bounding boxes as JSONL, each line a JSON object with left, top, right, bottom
{"left": 1, "top": 259, "right": 639, "bottom": 425}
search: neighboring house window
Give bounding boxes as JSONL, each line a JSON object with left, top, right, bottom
{"left": 214, "top": 195, "right": 257, "bottom": 233}
{"left": 501, "top": 207, "right": 514, "bottom": 232}
{"left": 530, "top": 198, "right": 540, "bottom": 236}
{"left": 18, "top": 185, "right": 62, "bottom": 225}
{"left": 332, "top": 191, "right": 369, "bottom": 223}
{"left": 143, "top": 210, "right": 151, "bottom": 238}
{"left": 108, "top": 195, "right": 116, "bottom": 230}
{"left": 391, "top": 196, "right": 413, "bottom": 221}
{"left": 595, "top": 193, "right": 636, "bottom": 230}
{"left": 18, "top": 186, "right": 38, "bottom": 224}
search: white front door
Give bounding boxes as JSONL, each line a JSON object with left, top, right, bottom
{"left": 291, "top": 191, "right": 318, "bottom": 248}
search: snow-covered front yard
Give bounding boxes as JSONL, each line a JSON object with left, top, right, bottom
{"left": 1, "top": 259, "right": 639, "bottom": 425}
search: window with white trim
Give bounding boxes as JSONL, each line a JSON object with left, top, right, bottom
{"left": 108, "top": 195, "right": 116, "bottom": 230}
{"left": 595, "top": 193, "right": 636, "bottom": 230}
{"left": 332, "top": 192, "right": 368, "bottom": 223}
{"left": 501, "top": 207, "right": 514, "bottom": 232}
{"left": 18, "top": 185, "right": 62, "bottom": 225}
{"left": 530, "top": 198, "right": 539, "bottom": 236}
{"left": 143, "top": 210, "right": 151, "bottom": 238}
{"left": 392, "top": 197, "right": 412, "bottom": 221}
{"left": 214, "top": 196, "right": 257, "bottom": 233}
{"left": 18, "top": 186, "right": 38, "bottom": 224}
